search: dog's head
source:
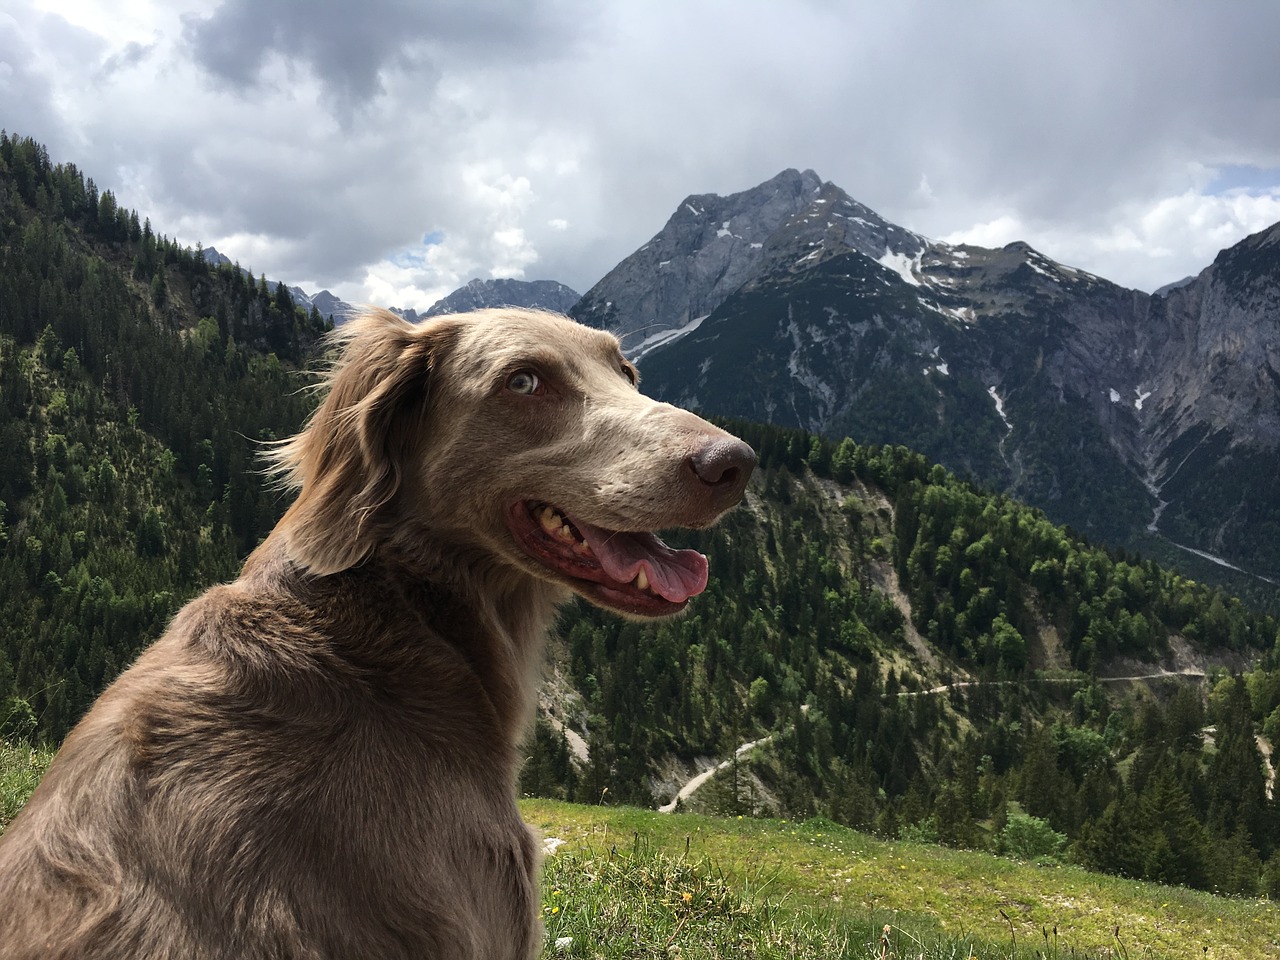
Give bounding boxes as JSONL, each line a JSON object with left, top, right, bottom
{"left": 268, "top": 307, "right": 755, "bottom": 618}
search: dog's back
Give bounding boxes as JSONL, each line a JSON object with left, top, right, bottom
{"left": 0, "top": 541, "right": 542, "bottom": 959}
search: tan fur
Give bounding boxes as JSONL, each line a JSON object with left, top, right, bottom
{"left": 0, "top": 307, "right": 754, "bottom": 960}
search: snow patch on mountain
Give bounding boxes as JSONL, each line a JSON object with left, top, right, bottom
{"left": 1026, "top": 259, "right": 1058, "bottom": 281}
{"left": 784, "top": 315, "right": 837, "bottom": 428}
{"left": 877, "top": 248, "right": 922, "bottom": 287}
{"left": 630, "top": 314, "right": 710, "bottom": 363}
{"left": 1172, "top": 543, "right": 1279, "bottom": 585}
{"left": 923, "top": 346, "right": 950, "bottom": 377}
{"left": 795, "top": 245, "right": 824, "bottom": 267}
{"left": 988, "top": 386, "right": 1012, "bottom": 432}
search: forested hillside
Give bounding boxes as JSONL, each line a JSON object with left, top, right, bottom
{"left": 529, "top": 425, "right": 1280, "bottom": 897}
{"left": 0, "top": 132, "right": 326, "bottom": 736}
{"left": 2, "top": 132, "right": 1279, "bottom": 901}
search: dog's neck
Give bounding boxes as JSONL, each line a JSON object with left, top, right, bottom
{"left": 244, "top": 531, "right": 566, "bottom": 750}
{"left": 389, "top": 544, "right": 566, "bottom": 744}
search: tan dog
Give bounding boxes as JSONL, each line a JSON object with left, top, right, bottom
{"left": 0, "top": 308, "right": 754, "bottom": 959}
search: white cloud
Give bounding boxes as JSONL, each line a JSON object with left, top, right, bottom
{"left": 489, "top": 227, "right": 537, "bottom": 279}
{"left": 5, "top": 0, "right": 1280, "bottom": 308}
{"left": 30, "top": 0, "right": 177, "bottom": 46}
{"left": 942, "top": 216, "right": 1024, "bottom": 250}
{"left": 349, "top": 236, "right": 481, "bottom": 312}
{"left": 942, "top": 188, "right": 1280, "bottom": 291}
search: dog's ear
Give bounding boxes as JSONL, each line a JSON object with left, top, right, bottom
{"left": 266, "top": 308, "right": 457, "bottom": 576}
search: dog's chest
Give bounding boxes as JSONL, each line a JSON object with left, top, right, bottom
{"left": 204, "top": 755, "right": 542, "bottom": 959}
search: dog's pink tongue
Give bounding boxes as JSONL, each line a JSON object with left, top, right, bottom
{"left": 572, "top": 519, "right": 709, "bottom": 603}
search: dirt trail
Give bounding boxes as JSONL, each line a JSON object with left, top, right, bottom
{"left": 657, "top": 736, "right": 774, "bottom": 813}
{"left": 893, "top": 667, "right": 1208, "bottom": 699}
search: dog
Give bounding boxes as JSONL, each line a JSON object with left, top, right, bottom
{"left": 0, "top": 307, "right": 755, "bottom": 959}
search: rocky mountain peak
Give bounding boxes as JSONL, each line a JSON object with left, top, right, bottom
{"left": 769, "top": 178, "right": 927, "bottom": 266}
{"left": 570, "top": 168, "right": 941, "bottom": 360}
{"left": 423, "top": 277, "right": 581, "bottom": 318}
{"left": 1140, "top": 222, "right": 1280, "bottom": 457}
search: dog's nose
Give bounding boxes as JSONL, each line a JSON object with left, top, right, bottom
{"left": 688, "top": 437, "right": 757, "bottom": 496}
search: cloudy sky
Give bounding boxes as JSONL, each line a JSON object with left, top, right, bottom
{"left": 4, "top": 1, "right": 1280, "bottom": 310}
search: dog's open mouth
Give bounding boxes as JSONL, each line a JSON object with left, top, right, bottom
{"left": 506, "top": 501, "right": 709, "bottom": 616}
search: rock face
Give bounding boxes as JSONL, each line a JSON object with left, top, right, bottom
{"left": 1150, "top": 224, "right": 1280, "bottom": 450}
{"left": 586, "top": 171, "right": 1280, "bottom": 582}
{"left": 572, "top": 169, "right": 926, "bottom": 359}
{"left": 309, "top": 289, "right": 350, "bottom": 322}
{"left": 424, "top": 278, "right": 580, "bottom": 318}
{"left": 1131, "top": 224, "right": 1280, "bottom": 568}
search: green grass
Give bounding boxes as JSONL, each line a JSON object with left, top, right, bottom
{"left": 524, "top": 799, "right": 1280, "bottom": 959}
{"left": 0, "top": 740, "right": 53, "bottom": 832}
{"left": 4, "top": 748, "right": 1275, "bottom": 957}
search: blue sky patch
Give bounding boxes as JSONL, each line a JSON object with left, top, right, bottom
{"left": 1206, "top": 164, "right": 1280, "bottom": 195}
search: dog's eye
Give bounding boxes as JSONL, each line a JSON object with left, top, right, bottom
{"left": 507, "top": 370, "right": 541, "bottom": 395}
{"left": 621, "top": 363, "right": 638, "bottom": 386}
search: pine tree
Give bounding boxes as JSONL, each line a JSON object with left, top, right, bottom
{"left": 1207, "top": 676, "right": 1268, "bottom": 854}
{"left": 1139, "top": 767, "right": 1209, "bottom": 888}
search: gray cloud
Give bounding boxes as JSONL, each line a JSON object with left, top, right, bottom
{"left": 0, "top": 8, "right": 100, "bottom": 149}
{"left": 97, "top": 40, "right": 155, "bottom": 81}
{"left": 181, "top": 0, "right": 594, "bottom": 113}
{"left": 517, "top": 1, "right": 1280, "bottom": 291}
{"left": 6, "top": 0, "right": 1280, "bottom": 305}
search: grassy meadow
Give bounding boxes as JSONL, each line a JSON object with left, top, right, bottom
{"left": 3, "top": 747, "right": 1276, "bottom": 957}
{"left": 0, "top": 740, "right": 53, "bottom": 834}
{"left": 525, "top": 799, "right": 1279, "bottom": 959}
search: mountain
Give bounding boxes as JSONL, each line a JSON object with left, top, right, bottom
{"left": 200, "top": 248, "right": 579, "bottom": 327}
{"left": 309, "top": 288, "right": 350, "bottom": 322}
{"left": 1154, "top": 274, "right": 1197, "bottom": 297}
{"left": 532, "top": 422, "right": 1280, "bottom": 898}
{"left": 579, "top": 171, "right": 1280, "bottom": 594}
{"left": 424, "top": 277, "right": 580, "bottom": 317}
{"left": 201, "top": 246, "right": 351, "bottom": 323}
{"left": 571, "top": 169, "right": 927, "bottom": 360}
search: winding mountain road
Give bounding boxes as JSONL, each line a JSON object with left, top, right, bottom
{"left": 655, "top": 669, "right": 1280, "bottom": 811}
{"left": 895, "top": 668, "right": 1208, "bottom": 699}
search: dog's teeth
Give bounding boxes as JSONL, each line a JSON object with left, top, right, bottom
{"left": 573, "top": 540, "right": 593, "bottom": 556}
{"left": 539, "top": 509, "right": 562, "bottom": 534}
{"left": 633, "top": 568, "right": 649, "bottom": 591}
{"left": 559, "top": 524, "right": 575, "bottom": 542}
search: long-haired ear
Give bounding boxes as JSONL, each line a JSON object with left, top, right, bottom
{"left": 264, "top": 307, "right": 456, "bottom": 575}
